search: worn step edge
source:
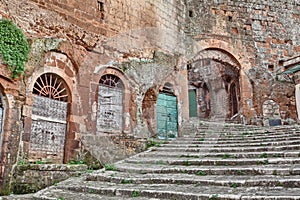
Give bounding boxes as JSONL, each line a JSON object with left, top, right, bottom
{"left": 140, "top": 151, "right": 300, "bottom": 159}
{"left": 53, "top": 182, "right": 300, "bottom": 200}
{"left": 162, "top": 140, "right": 300, "bottom": 148}
{"left": 86, "top": 172, "right": 300, "bottom": 188}
{"left": 114, "top": 163, "right": 300, "bottom": 176}
{"left": 124, "top": 157, "right": 300, "bottom": 166}
{"left": 152, "top": 144, "right": 300, "bottom": 153}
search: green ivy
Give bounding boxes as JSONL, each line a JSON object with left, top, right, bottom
{"left": 0, "top": 19, "right": 30, "bottom": 78}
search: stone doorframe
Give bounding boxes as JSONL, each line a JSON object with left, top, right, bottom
{"left": 189, "top": 39, "right": 254, "bottom": 123}
{"left": 94, "top": 67, "right": 133, "bottom": 135}
{"left": 188, "top": 48, "right": 242, "bottom": 120}
{"left": 23, "top": 52, "right": 77, "bottom": 163}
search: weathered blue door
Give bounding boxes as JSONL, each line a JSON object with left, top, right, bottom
{"left": 156, "top": 93, "right": 178, "bottom": 140}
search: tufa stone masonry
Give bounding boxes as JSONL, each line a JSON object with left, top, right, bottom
{"left": 0, "top": 0, "right": 299, "bottom": 194}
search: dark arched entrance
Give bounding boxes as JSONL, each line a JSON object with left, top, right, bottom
{"left": 188, "top": 49, "right": 241, "bottom": 120}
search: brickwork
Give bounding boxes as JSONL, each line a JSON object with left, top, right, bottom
{"left": 186, "top": 0, "right": 300, "bottom": 121}
{"left": 0, "top": 0, "right": 299, "bottom": 194}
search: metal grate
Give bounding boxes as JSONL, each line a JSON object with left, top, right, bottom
{"left": 98, "top": 74, "right": 124, "bottom": 132}
{"left": 33, "top": 73, "right": 68, "bottom": 102}
{"left": 100, "top": 74, "right": 124, "bottom": 89}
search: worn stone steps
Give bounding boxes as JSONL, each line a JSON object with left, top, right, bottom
{"left": 180, "top": 134, "right": 300, "bottom": 143}
{"left": 162, "top": 139, "right": 300, "bottom": 147}
{"left": 188, "top": 133, "right": 300, "bottom": 141}
{"left": 32, "top": 186, "right": 163, "bottom": 200}
{"left": 86, "top": 171, "right": 300, "bottom": 188}
{"left": 28, "top": 120, "right": 300, "bottom": 199}
{"left": 141, "top": 150, "right": 300, "bottom": 159}
{"left": 113, "top": 162, "right": 300, "bottom": 176}
{"left": 123, "top": 157, "right": 300, "bottom": 166}
{"left": 152, "top": 144, "right": 300, "bottom": 153}
{"left": 34, "top": 179, "right": 300, "bottom": 200}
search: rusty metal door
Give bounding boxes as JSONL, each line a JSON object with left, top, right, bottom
{"left": 97, "top": 85, "right": 123, "bottom": 132}
{"left": 31, "top": 96, "right": 68, "bottom": 162}
{"left": 156, "top": 93, "right": 178, "bottom": 140}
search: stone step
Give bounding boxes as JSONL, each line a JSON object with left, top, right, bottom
{"left": 161, "top": 139, "right": 300, "bottom": 148}
{"left": 124, "top": 157, "right": 300, "bottom": 166}
{"left": 0, "top": 194, "right": 33, "bottom": 200}
{"left": 190, "top": 133, "right": 300, "bottom": 141}
{"left": 86, "top": 171, "right": 300, "bottom": 188}
{"left": 33, "top": 186, "right": 163, "bottom": 200}
{"left": 26, "top": 121, "right": 300, "bottom": 200}
{"left": 180, "top": 134, "right": 300, "bottom": 142}
{"left": 151, "top": 144, "right": 300, "bottom": 153}
{"left": 114, "top": 162, "right": 300, "bottom": 176}
{"left": 173, "top": 135, "right": 300, "bottom": 144}
{"left": 141, "top": 150, "right": 300, "bottom": 159}
{"left": 36, "top": 179, "right": 300, "bottom": 200}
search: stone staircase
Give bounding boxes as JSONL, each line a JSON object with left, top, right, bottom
{"left": 6, "top": 120, "right": 300, "bottom": 199}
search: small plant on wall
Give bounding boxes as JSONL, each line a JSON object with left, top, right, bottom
{"left": 0, "top": 19, "right": 30, "bottom": 78}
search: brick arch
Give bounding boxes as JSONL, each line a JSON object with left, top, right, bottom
{"left": 96, "top": 67, "right": 131, "bottom": 92}
{"left": 192, "top": 39, "right": 252, "bottom": 72}
{"left": 23, "top": 52, "right": 78, "bottom": 163}
{"left": 27, "top": 52, "right": 76, "bottom": 98}
{"left": 189, "top": 43, "right": 254, "bottom": 122}
{"left": 191, "top": 48, "right": 241, "bottom": 71}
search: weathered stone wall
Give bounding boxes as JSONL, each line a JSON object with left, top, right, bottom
{"left": 0, "top": 63, "right": 24, "bottom": 194}
{"left": 11, "top": 164, "right": 87, "bottom": 194}
{"left": 0, "top": 0, "right": 300, "bottom": 194}
{"left": 0, "top": 0, "right": 188, "bottom": 194}
{"left": 186, "top": 0, "right": 299, "bottom": 122}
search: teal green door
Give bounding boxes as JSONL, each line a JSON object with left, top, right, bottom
{"left": 156, "top": 93, "right": 178, "bottom": 140}
{"left": 189, "top": 89, "right": 197, "bottom": 117}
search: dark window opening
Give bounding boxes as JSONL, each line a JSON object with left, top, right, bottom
{"left": 268, "top": 65, "right": 274, "bottom": 72}
{"left": 228, "top": 16, "right": 233, "bottom": 22}
{"left": 188, "top": 10, "right": 194, "bottom": 18}
{"left": 97, "top": 1, "right": 105, "bottom": 20}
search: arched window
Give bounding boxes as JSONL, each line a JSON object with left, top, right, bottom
{"left": 97, "top": 74, "right": 124, "bottom": 132}
{"left": 33, "top": 73, "right": 68, "bottom": 102}
{"left": 30, "top": 73, "right": 69, "bottom": 163}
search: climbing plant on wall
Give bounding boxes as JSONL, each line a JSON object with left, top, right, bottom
{"left": 0, "top": 19, "right": 30, "bottom": 78}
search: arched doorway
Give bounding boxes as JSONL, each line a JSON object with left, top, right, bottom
{"left": 156, "top": 83, "right": 178, "bottom": 140}
{"left": 229, "top": 82, "right": 239, "bottom": 117}
{"left": 30, "top": 73, "right": 69, "bottom": 163}
{"left": 188, "top": 49, "right": 241, "bottom": 120}
{"left": 97, "top": 74, "right": 124, "bottom": 132}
